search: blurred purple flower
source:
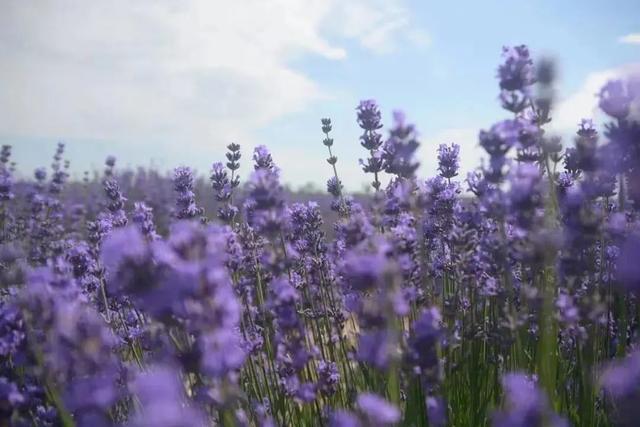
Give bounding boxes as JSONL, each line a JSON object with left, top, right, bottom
{"left": 356, "top": 393, "right": 400, "bottom": 425}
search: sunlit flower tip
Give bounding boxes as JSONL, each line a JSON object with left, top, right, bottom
{"left": 577, "top": 118, "right": 597, "bottom": 137}
{"left": 356, "top": 99, "right": 383, "bottom": 131}
{"left": 253, "top": 145, "right": 274, "bottom": 170}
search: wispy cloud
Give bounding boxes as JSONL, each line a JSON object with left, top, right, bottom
{"left": 618, "top": 33, "right": 640, "bottom": 44}
{"left": 329, "top": 0, "right": 430, "bottom": 54}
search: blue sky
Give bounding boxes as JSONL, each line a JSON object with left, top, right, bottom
{"left": 1, "top": 0, "right": 639, "bottom": 190}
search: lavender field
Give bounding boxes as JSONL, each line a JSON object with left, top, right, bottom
{"left": 1, "top": 45, "right": 640, "bottom": 427}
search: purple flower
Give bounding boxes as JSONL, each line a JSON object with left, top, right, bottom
{"left": 330, "top": 410, "right": 362, "bottom": 427}
{"left": 226, "top": 143, "right": 242, "bottom": 173}
{"left": 507, "top": 163, "right": 543, "bottom": 227}
{"left": 479, "top": 120, "right": 519, "bottom": 157}
{"left": 498, "top": 45, "right": 536, "bottom": 92}
{"left": 341, "top": 251, "right": 386, "bottom": 293}
{"left": 599, "top": 79, "right": 633, "bottom": 119}
{"left": 0, "top": 302, "right": 25, "bottom": 357}
{"left": 357, "top": 393, "right": 400, "bottom": 425}
{"left": 407, "top": 307, "right": 443, "bottom": 372}
{"left": 100, "top": 226, "right": 149, "bottom": 290}
{"left": 600, "top": 350, "right": 640, "bottom": 399}
{"left": 295, "top": 382, "right": 317, "bottom": 403}
{"left": 103, "top": 177, "right": 128, "bottom": 228}
{"left": 426, "top": 396, "right": 446, "bottom": 427}
{"left": 132, "top": 202, "right": 159, "bottom": 240}
{"left": 128, "top": 365, "right": 206, "bottom": 427}
{"left": 210, "top": 162, "right": 229, "bottom": 197}
{"left": 48, "top": 142, "right": 69, "bottom": 194}
{"left": 34, "top": 167, "right": 47, "bottom": 182}
{"left": 356, "top": 100, "right": 383, "bottom": 132}
{"left": 105, "top": 155, "right": 116, "bottom": 168}
{"left": 210, "top": 161, "right": 238, "bottom": 222}
{"left": 577, "top": 118, "right": 597, "bottom": 138}
{"left": 173, "top": 166, "right": 204, "bottom": 220}
{"left": 327, "top": 176, "right": 343, "bottom": 198}
{"left": 270, "top": 276, "right": 301, "bottom": 330}
{"left": 493, "top": 373, "right": 567, "bottom": 427}
{"left": 382, "top": 111, "right": 420, "bottom": 178}
{"left": 0, "top": 376, "right": 24, "bottom": 407}
{"left": 616, "top": 232, "right": 640, "bottom": 294}
{"left": 317, "top": 360, "right": 340, "bottom": 395}
{"left": 497, "top": 45, "right": 536, "bottom": 113}
{"left": 321, "top": 117, "right": 333, "bottom": 135}
{"left": 0, "top": 169, "right": 13, "bottom": 203}
{"left": 357, "top": 330, "right": 394, "bottom": 370}
{"left": 245, "top": 168, "right": 285, "bottom": 233}
{"left": 357, "top": 100, "right": 384, "bottom": 190}
{"left": 199, "top": 328, "right": 246, "bottom": 378}
{"left": 0, "top": 145, "right": 11, "bottom": 165}
{"left": 437, "top": 143, "right": 460, "bottom": 179}
{"left": 556, "top": 293, "right": 580, "bottom": 325}
{"left": 253, "top": 145, "right": 275, "bottom": 171}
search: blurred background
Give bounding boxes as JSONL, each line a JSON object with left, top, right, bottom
{"left": 1, "top": 0, "right": 638, "bottom": 191}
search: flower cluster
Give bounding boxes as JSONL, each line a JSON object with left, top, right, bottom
{"left": 0, "top": 45, "right": 639, "bottom": 427}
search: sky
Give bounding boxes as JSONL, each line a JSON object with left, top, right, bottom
{"left": 1, "top": 0, "right": 639, "bottom": 191}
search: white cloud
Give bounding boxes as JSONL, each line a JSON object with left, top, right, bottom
{"left": 0, "top": 0, "right": 428, "bottom": 159}
{"left": 618, "top": 33, "right": 640, "bottom": 45}
{"left": 551, "top": 63, "right": 640, "bottom": 133}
